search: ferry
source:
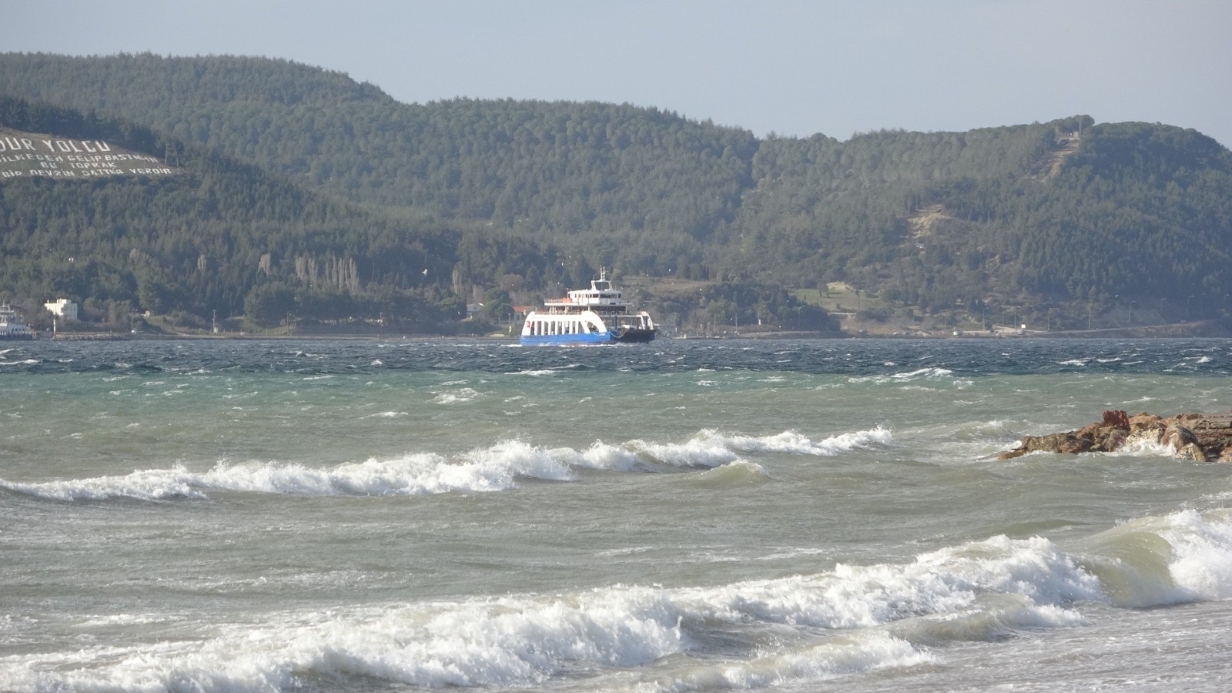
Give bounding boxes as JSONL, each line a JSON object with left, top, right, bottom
{"left": 521, "top": 270, "right": 656, "bottom": 345}
{"left": 0, "top": 304, "right": 35, "bottom": 340}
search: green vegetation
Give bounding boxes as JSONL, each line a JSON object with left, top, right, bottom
{"left": 2, "top": 53, "right": 1232, "bottom": 334}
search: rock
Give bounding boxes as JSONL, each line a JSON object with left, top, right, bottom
{"left": 1177, "top": 442, "right": 1209, "bottom": 462}
{"left": 1102, "top": 410, "right": 1130, "bottom": 430}
{"left": 1161, "top": 423, "right": 1199, "bottom": 453}
{"left": 1129, "top": 413, "right": 1164, "bottom": 432}
{"left": 999, "top": 432, "right": 1090, "bottom": 459}
{"left": 1125, "top": 423, "right": 1165, "bottom": 447}
{"left": 1000, "top": 409, "right": 1232, "bottom": 462}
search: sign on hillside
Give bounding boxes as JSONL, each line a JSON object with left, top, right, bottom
{"left": 0, "top": 127, "right": 178, "bottom": 181}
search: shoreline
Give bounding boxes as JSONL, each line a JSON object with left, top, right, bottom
{"left": 21, "top": 324, "right": 1232, "bottom": 343}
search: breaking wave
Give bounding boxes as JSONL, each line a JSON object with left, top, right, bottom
{"left": 0, "top": 427, "right": 890, "bottom": 502}
{"left": 8, "top": 508, "right": 1232, "bottom": 691}
{"left": 849, "top": 367, "right": 956, "bottom": 385}
{"left": 0, "top": 442, "right": 575, "bottom": 501}
{"left": 0, "top": 533, "right": 1110, "bottom": 692}
{"left": 700, "top": 426, "right": 893, "bottom": 456}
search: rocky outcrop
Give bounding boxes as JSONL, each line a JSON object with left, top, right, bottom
{"left": 1000, "top": 409, "right": 1232, "bottom": 461}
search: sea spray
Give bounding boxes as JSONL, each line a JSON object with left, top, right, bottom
{"left": 0, "top": 533, "right": 1108, "bottom": 692}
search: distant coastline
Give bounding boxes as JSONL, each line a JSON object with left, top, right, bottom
{"left": 30, "top": 318, "right": 1232, "bottom": 342}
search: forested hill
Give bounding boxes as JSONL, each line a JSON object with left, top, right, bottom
{"left": 0, "top": 97, "right": 487, "bottom": 332}
{"left": 3, "top": 52, "right": 1232, "bottom": 332}
{"left": 0, "top": 53, "right": 756, "bottom": 238}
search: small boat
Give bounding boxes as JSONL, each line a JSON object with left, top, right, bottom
{"left": 0, "top": 304, "right": 35, "bottom": 340}
{"left": 521, "top": 270, "right": 656, "bottom": 345}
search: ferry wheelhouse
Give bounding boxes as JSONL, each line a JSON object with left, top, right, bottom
{"left": 521, "top": 271, "right": 656, "bottom": 345}
{"left": 0, "top": 304, "right": 35, "bottom": 340}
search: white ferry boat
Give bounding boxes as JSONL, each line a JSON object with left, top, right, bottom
{"left": 521, "top": 270, "right": 656, "bottom": 346}
{"left": 0, "top": 304, "right": 35, "bottom": 340}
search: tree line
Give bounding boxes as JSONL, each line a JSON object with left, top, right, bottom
{"left": 3, "top": 53, "right": 1232, "bottom": 331}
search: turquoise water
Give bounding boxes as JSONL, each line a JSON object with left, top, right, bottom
{"left": 3, "top": 339, "right": 1232, "bottom": 691}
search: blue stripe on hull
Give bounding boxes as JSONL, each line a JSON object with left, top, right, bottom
{"left": 520, "top": 331, "right": 614, "bottom": 346}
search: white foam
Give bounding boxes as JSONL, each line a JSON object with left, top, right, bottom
{"left": 0, "top": 442, "right": 577, "bottom": 501}
{"left": 203, "top": 443, "right": 575, "bottom": 496}
{"left": 433, "top": 387, "right": 480, "bottom": 404}
{"left": 0, "top": 358, "right": 38, "bottom": 367}
{"left": 893, "top": 367, "right": 953, "bottom": 380}
{"left": 1, "top": 590, "right": 687, "bottom": 692}
{"left": 656, "top": 633, "right": 935, "bottom": 691}
{"left": 698, "top": 427, "right": 893, "bottom": 456}
{"left": 673, "top": 534, "right": 1102, "bottom": 630}
{"left": 1069, "top": 509, "right": 1232, "bottom": 608}
{"left": 1160, "top": 509, "right": 1232, "bottom": 601}
{"left": 627, "top": 437, "right": 740, "bottom": 468}
{"left": 0, "top": 427, "right": 900, "bottom": 503}
{"left": 849, "top": 367, "right": 954, "bottom": 384}
{"left": 362, "top": 411, "right": 404, "bottom": 419}
{"left": 553, "top": 441, "right": 646, "bottom": 472}
{"left": 1108, "top": 436, "right": 1177, "bottom": 458}
{"left": 0, "top": 467, "right": 208, "bottom": 501}
{"left": 0, "top": 535, "right": 1104, "bottom": 692}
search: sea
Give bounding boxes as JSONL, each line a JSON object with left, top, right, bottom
{"left": 3, "top": 338, "right": 1232, "bottom": 692}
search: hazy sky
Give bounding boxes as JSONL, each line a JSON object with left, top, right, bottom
{"left": 4, "top": 0, "right": 1230, "bottom": 145}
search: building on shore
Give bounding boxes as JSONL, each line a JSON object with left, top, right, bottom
{"left": 45, "top": 298, "right": 78, "bottom": 321}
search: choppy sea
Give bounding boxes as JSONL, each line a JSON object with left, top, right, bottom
{"left": 3, "top": 338, "right": 1232, "bottom": 691}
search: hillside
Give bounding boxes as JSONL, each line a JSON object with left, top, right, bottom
{"left": 3, "top": 53, "right": 1232, "bottom": 333}
{"left": 0, "top": 97, "right": 473, "bottom": 332}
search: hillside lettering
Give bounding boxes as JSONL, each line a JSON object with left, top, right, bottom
{"left": 0, "top": 130, "right": 175, "bottom": 181}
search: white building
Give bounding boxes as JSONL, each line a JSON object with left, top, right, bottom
{"left": 45, "top": 298, "right": 78, "bottom": 321}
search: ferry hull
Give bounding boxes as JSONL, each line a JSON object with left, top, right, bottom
{"left": 613, "top": 327, "right": 655, "bottom": 343}
{"left": 520, "top": 332, "right": 615, "bottom": 346}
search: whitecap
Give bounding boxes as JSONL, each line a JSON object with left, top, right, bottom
{"left": 0, "top": 466, "right": 208, "bottom": 501}
{"left": 0, "top": 534, "right": 1103, "bottom": 692}
{"left": 627, "top": 437, "right": 740, "bottom": 468}
{"left": 433, "top": 387, "right": 480, "bottom": 404}
{"left": 698, "top": 427, "right": 893, "bottom": 456}
{"left": 0, "top": 442, "right": 578, "bottom": 501}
